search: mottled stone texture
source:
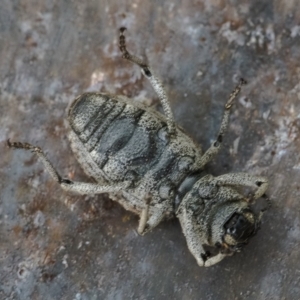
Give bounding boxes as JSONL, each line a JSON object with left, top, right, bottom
{"left": 1, "top": 1, "right": 300, "bottom": 299}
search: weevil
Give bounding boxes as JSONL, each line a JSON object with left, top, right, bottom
{"left": 8, "top": 28, "right": 270, "bottom": 267}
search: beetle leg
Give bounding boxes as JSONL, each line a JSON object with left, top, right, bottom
{"left": 60, "top": 180, "right": 131, "bottom": 194}
{"left": 137, "top": 202, "right": 170, "bottom": 235}
{"left": 203, "top": 253, "right": 227, "bottom": 267}
{"left": 137, "top": 205, "right": 149, "bottom": 235}
{"left": 119, "top": 27, "right": 175, "bottom": 135}
{"left": 8, "top": 140, "right": 62, "bottom": 183}
{"left": 195, "top": 79, "right": 246, "bottom": 169}
{"left": 257, "top": 194, "right": 271, "bottom": 219}
{"left": 177, "top": 203, "right": 205, "bottom": 265}
{"left": 177, "top": 205, "right": 225, "bottom": 266}
{"left": 214, "top": 173, "right": 269, "bottom": 201}
{"left": 7, "top": 140, "right": 131, "bottom": 194}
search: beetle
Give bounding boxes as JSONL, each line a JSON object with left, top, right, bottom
{"left": 8, "top": 28, "right": 269, "bottom": 267}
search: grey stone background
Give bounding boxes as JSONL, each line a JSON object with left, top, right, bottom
{"left": 1, "top": 0, "right": 300, "bottom": 299}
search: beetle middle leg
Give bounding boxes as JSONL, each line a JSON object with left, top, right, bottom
{"left": 196, "top": 79, "right": 247, "bottom": 169}
{"left": 137, "top": 204, "right": 149, "bottom": 235}
{"left": 119, "top": 27, "right": 175, "bottom": 134}
{"left": 137, "top": 201, "right": 171, "bottom": 235}
{"left": 7, "top": 140, "right": 131, "bottom": 194}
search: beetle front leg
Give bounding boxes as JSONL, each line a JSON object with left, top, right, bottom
{"left": 204, "top": 253, "right": 228, "bottom": 267}
{"left": 214, "top": 173, "right": 271, "bottom": 216}
{"left": 176, "top": 205, "right": 227, "bottom": 267}
{"left": 214, "top": 173, "right": 268, "bottom": 201}
{"left": 7, "top": 140, "right": 131, "bottom": 195}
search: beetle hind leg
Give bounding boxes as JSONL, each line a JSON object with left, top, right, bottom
{"left": 119, "top": 27, "right": 175, "bottom": 134}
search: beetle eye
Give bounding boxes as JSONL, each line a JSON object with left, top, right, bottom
{"left": 224, "top": 211, "right": 257, "bottom": 243}
{"left": 228, "top": 227, "right": 236, "bottom": 234}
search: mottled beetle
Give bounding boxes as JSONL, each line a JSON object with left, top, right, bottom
{"left": 8, "top": 28, "right": 269, "bottom": 267}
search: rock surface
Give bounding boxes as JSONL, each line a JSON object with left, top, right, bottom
{"left": 1, "top": 1, "right": 300, "bottom": 299}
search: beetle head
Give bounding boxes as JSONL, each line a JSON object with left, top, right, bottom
{"left": 217, "top": 208, "right": 260, "bottom": 253}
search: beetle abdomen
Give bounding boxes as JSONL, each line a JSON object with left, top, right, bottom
{"left": 68, "top": 92, "right": 204, "bottom": 207}
{"left": 68, "top": 93, "right": 170, "bottom": 183}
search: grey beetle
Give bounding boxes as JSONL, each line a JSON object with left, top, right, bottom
{"left": 8, "top": 28, "right": 269, "bottom": 267}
